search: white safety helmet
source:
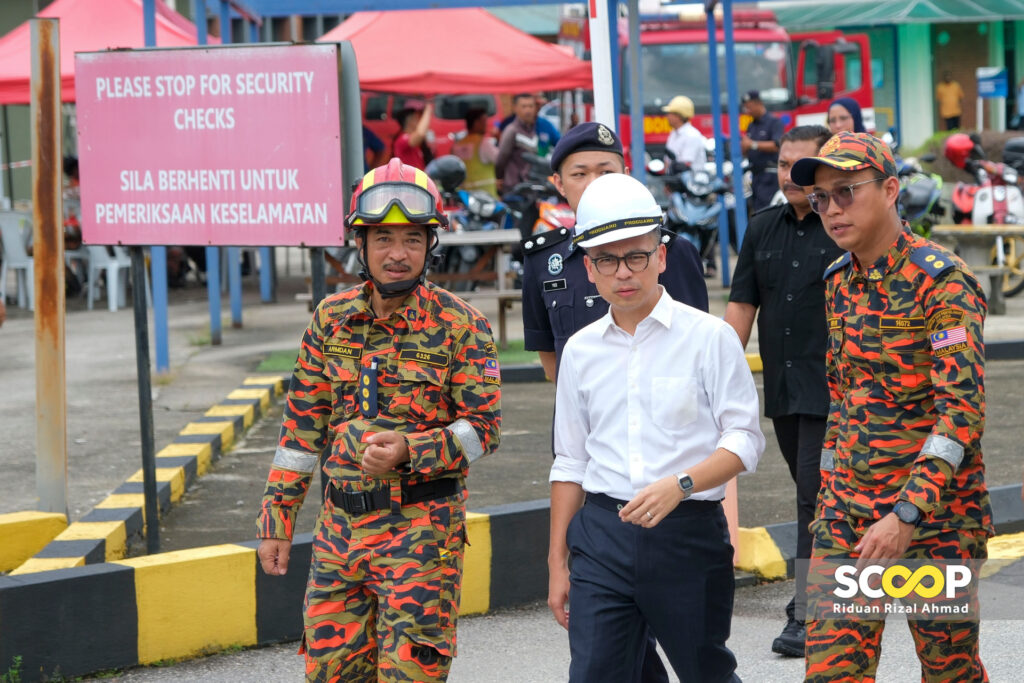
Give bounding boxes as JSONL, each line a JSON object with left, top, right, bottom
{"left": 573, "top": 173, "right": 664, "bottom": 249}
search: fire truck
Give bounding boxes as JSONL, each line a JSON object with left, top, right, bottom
{"left": 558, "top": 9, "right": 874, "bottom": 154}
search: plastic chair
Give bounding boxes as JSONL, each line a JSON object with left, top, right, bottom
{"left": 86, "top": 245, "right": 131, "bottom": 311}
{"left": 0, "top": 211, "right": 34, "bottom": 310}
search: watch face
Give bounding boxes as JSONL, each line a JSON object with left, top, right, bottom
{"left": 896, "top": 502, "right": 920, "bottom": 524}
{"left": 677, "top": 475, "right": 693, "bottom": 492}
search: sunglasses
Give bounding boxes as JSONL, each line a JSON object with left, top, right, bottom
{"left": 806, "top": 177, "right": 886, "bottom": 214}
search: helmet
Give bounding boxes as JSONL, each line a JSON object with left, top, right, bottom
{"left": 943, "top": 133, "right": 975, "bottom": 170}
{"left": 425, "top": 155, "right": 467, "bottom": 194}
{"left": 347, "top": 158, "right": 448, "bottom": 229}
{"left": 573, "top": 173, "right": 663, "bottom": 249}
{"left": 661, "top": 95, "right": 695, "bottom": 120}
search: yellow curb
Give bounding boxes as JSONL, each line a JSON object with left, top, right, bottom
{"left": 205, "top": 403, "right": 256, "bottom": 429}
{"left": 9, "top": 556, "right": 85, "bottom": 574}
{"left": 181, "top": 420, "right": 236, "bottom": 450}
{"left": 461, "top": 512, "right": 491, "bottom": 616}
{"left": 746, "top": 353, "right": 763, "bottom": 373}
{"left": 735, "top": 526, "right": 787, "bottom": 580}
{"left": 243, "top": 375, "right": 286, "bottom": 395}
{"left": 116, "top": 545, "right": 257, "bottom": 664}
{"left": 156, "top": 441, "right": 216, "bottom": 475}
{"left": 0, "top": 511, "right": 68, "bottom": 573}
{"left": 227, "top": 387, "right": 271, "bottom": 411}
{"left": 54, "top": 520, "right": 128, "bottom": 561}
{"left": 127, "top": 467, "right": 188, "bottom": 503}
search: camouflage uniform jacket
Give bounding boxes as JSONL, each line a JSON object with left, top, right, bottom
{"left": 256, "top": 281, "right": 502, "bottom": 540}
{"left": 820, "top": 228, "right": 992, "bottom": 534}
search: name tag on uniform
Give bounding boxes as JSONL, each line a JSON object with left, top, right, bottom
{"left": 324, "top": 343, "right": 360, "bottom": 359}
{"left": 880, "top": 316, "right": 925, "bottom": 331}
{"left": 543, "top": 279, "right": 567, "bottom": 292}
{"left": 398, "top": 350, "right": 449, "bottom": 367}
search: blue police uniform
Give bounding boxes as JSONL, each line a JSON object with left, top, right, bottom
{"left": 522, "top": 226, "right": 709, "bottom": 370}
{"left": 745, "top": 111, "right": 785, "bottom": 211}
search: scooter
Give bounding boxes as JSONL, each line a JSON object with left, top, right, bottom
{"left": 896, "top": 154, "right": 944, "bottom": 238}
{"left": 503, "top": 153, "right": 574, "bottom": 239}
{"left": 659, "top": 159, "right": 730, "bottom": 276}
{"left": 944, "top": 132, "right": 1024, "bottom": 297}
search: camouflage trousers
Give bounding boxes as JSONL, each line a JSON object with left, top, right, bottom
{"left": 805, "top": 517, "right": 988, "bottom": 683}
{"left": 300, "top": 489, "right": 466, "bottom": 683}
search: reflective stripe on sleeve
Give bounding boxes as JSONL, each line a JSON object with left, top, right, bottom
{"left": 921, "top": 433, "right": 964, "bottom": 471}
{"left": 447, "top": 418, "right": 485, "bottom": 464}
{"left": 271, "top": 446, "right": 319, "bottom": 473}
{"left": 820, "top": 449, "right": 835, "bottom": 472}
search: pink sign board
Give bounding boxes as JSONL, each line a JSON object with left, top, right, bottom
{"left": 75, "top": 44, "right": 344, "bottom": 246}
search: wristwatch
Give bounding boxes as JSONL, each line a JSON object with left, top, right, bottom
{"left": 677, "top": 473, "right": 694, "bottom": 499}
{"left": 893, "top": 501, "right": 922, "bottom": 526}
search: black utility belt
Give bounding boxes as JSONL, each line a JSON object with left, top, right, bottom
{"left": 329, "top": 478, "right": 459, "bottom": 515}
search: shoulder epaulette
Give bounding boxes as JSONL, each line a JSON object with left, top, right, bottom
{"left": 658, "top": 227, "right": 678, "bottom": 248}
{"left": 909, "top": 244, "right": 958, "bottom": 278}
{"left": 823, "top": 252, "right": 852, "bottom": 279}
{"left": 522, "top": 227, "right": 572, "bottom": 254}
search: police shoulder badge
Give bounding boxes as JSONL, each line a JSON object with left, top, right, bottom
{"left": 548, "top": 253, "right": 564, "bottom": 275}
{"left": 597, "top": 124, "right": 614, "bottom": 146}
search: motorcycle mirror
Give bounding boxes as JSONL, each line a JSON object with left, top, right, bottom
{"left": 647, "top": 159, "right": 666, "bottom": 175}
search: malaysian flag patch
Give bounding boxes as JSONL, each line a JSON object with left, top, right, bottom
{"left": 483, "top": 357, "right": 500, "bottom": 384}
{"left": 930, "top": 326, "right": 968, "bottom": 357}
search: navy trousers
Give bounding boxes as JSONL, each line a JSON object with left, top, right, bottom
{"left": 567, "top": 493, "right": 741, "bottom": 683}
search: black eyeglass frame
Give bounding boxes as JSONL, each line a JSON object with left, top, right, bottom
{"left": 587, "top": 246, "right": 660, "bottom": 276}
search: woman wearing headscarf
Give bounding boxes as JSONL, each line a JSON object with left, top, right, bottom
{"left": 826, "top": 97, "right": 866, "bottom": 134}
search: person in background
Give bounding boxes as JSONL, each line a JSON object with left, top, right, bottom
{"left": 935, "top": 71, "right": 965, "bottom": 131}
{"left": 827, "top": 98, "right": 867, "bottom": 135}
{"left": 363, "top": 124, "right": 387, "bottom": 172}
{"left": 451, "top": 108, "right": 498, "bottom": 196}
{"left": 662, "top": 95, "right": 707, "bottom": 169}
{"left": 496, "top": 93, "right": 540, "bottom": 192}
{"left": 741, "top": 90, "right": 785, "bottom": 211}
{"left": 394, "top": 99, "right": 433, "bottom": 170}
{"left": 499, "top": 92, "right": 560, "bottom": 157}
{"left": 724, "top": 124, "right": 840, "bottom": 659}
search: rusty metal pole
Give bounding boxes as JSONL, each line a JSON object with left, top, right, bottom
{"left": 31, "top": 18, "right": 67, "bottom": 517}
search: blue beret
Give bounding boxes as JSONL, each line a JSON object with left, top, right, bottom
{"left": 550, "top": 122, "right": 623, "bottom": 173}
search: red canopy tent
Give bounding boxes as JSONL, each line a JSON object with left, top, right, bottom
{"left": 0, "top": 0, "right": 214, "bottom": 104}
{"left": 319, "top": 8, "right": 592, "bottom": 94}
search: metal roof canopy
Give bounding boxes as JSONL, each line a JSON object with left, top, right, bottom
{"left": 756, "top": 0, "right": 1024, "bottom": 30}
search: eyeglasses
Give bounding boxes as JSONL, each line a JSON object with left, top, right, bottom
{"left": 588, "top": 246, "right": 659, "bottom": 275}
{"left": 806, "top": 177, "right": 886, "bottom": 214}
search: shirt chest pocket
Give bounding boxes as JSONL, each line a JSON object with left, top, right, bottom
{"left": 651, "top": 376, "right": 699, "bottom": 429}
{"left": 754, "top": 249, "right": 781, "bottom": 287}
{"left": 324, "top": 354, "right": 360, "bottom": 415}
{"left": 880, "top": 318, "right": 930, "bottom": 395}
{"left": 542, "top": 287, "right": 576, "bottom": 341}
{"left": 392, "top": 361, "right": 450, "bottom": 421}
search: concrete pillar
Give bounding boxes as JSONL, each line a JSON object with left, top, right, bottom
{"left": 897, "top": 23, "right": 934, "bottom": 149}
{"left": 988, "top": 21, "right": 1006, "bottom": 131}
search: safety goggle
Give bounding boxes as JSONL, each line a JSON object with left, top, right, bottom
{"left": 350, "top": 182, "right": 447, "bottom": 226}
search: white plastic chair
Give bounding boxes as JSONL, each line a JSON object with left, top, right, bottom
{"left": 0, "top": 211, "right": 34, "bottom": 310}
{"left": 86, "top": 245, "right": 132, "bottom": 311}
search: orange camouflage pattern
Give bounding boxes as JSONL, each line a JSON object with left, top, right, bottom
{"left": 819, "top": 228, "right": 992, "bottom": 532}
{"left": 255, "top": 280, "right": 501, "bottom": 682}
{"left": 805, "top": 518, "right": 988, "bottom": 682}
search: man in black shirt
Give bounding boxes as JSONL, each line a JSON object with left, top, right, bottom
{"left": 724, "top": 125, "right": 840, "bottom": 659}
{"left": 741, "top": 90, "right": 786, "bottom": 211}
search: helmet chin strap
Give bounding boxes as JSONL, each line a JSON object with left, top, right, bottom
{"left": 357, "top": 229, "right": 440, "bottom": 299}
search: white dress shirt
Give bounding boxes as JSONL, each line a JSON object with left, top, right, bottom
{"left": 665, "top": 121, "right": 707, "bottom": 168}
{"left": 550, "top": 288, "right": 764, "bottom": 501}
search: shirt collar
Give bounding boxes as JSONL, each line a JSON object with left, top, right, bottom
{"left": 851, "top": 226, "right": 911, "bottom": 282}
{"left": 339, "top": 282, "right": 426, "bottom": 325}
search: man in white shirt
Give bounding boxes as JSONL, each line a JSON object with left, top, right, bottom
{"left": 662, "top": 95, "right": 707, "bottom": 169}
{"left": 547, "top": 172, "right": 765, "bottom": 682}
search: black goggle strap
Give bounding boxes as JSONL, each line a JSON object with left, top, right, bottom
{"left": 571, "top": 215, "right": 663, "bottom": 247}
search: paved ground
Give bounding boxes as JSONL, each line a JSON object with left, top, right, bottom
{"left": 4, "top": 247, "right": 1024, "bottom": 680}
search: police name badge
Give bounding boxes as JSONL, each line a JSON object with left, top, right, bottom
{"left": 548, "top": 253, "right": 564, "bottom": 275}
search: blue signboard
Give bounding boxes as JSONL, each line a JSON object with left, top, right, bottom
{"left": 977, "top": 67, "right": 1009, "bottom": 98}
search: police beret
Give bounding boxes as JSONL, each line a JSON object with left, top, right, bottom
{"left": 550, "top": 122, "right": 623, "bottom": 173}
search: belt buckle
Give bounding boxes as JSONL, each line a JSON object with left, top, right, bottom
{"left": 347, "top": 491, "right": 370, "bottom": 514}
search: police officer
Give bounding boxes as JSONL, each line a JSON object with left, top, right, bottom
{"left": 256, "top": 159, "right": 502, "bottom": 682}
{"left": 741, "top": 90, "right": 785, "bottom": 211}
{"left": 522, "top": 122, "right": 709, "bottom": 382}
{"left": 792, "top": 133, "right": 991, "bottom": 681}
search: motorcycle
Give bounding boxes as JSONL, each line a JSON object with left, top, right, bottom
{"left": 652, "top": 157, "right": 730, "bottom": 276}
{"left": 427, "top": 155, "right": 514, "bottom": 291}
{"left": 896, "top": 154, "right": 944, "bottom": 238}
{"left": 944, "top": 132, "right": 1024, "bottom": 297}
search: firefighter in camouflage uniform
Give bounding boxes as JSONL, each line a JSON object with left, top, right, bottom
{"left": 256, "top": 158, "right": 501, "bottom": 683}
{"left": 791, "top": 133, "right": 991, "bottom": 682}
